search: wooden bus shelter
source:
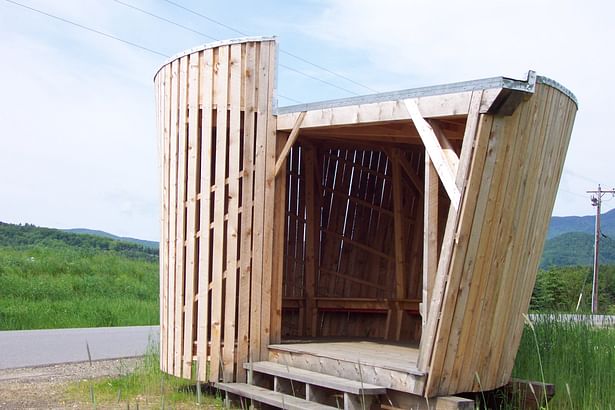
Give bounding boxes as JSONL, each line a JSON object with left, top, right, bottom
{"left": 154, "top": 37, "right": 577, "bottom": 408}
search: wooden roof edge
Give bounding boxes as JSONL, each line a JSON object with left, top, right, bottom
{"left": 153, "top": 35, "right": 277, "bottom": 79}
{"left": 276, "top": 71, "right": 577, "bottom": 116}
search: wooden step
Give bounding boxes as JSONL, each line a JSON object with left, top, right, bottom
{"left": 245, "top": 361, "right": 386, "bottom": 395}
{"left": 216, "top": 383, "right": 338, "bottom": 410}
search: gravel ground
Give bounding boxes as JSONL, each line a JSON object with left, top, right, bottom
{"left": 0, "top": 358, "right": 140, "bottom": 409}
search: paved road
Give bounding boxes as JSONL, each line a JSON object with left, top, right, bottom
{"left": 0, "top": 326, "right": 159, "bottom": 370}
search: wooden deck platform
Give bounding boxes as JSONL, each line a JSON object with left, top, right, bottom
{"left": 269, "top": 340, "right": 426, "bottom": 395}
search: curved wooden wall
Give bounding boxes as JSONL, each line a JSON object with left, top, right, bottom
{"left": 424, "top": 83, "right": 577, "bottom": 396}
{"left": 154, "top": 38, "right": 278, "bottom": 383}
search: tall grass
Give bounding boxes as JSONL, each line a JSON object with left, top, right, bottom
{"left": 70, "top": 345, "right": 224, "bottom": 408}
{"left": 513, "top": 317, "right": 615, "bottom": 409}
{"left": 0, "top": 245, "right": 159, "bottom": 330}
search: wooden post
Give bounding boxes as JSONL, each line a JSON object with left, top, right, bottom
{"left": 391, "top": 149, "right": 407, "bottom": 340}
{"left": 423, "top": 155, "right": 438, "bottom": 326}
{"left": 304, "top": 143, "right": 319, "bottom": 337}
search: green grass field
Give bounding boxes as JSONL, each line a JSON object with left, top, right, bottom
{"left": 0, "top": 223, "right": 159, "bottom": 330}
{"left": 514, "top": 318, "right": 615, "bottom": 409}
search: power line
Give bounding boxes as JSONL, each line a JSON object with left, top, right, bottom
{"left": 4, "top": 0, "right": 169, "bottom": 58}
{"left": 159, "top": 0, "right": 379, "bottom": 94}
{"left": 3, "top": 0, "right": 302, "bottom": 104}
{"left": 113, "top": 0, "right": 218, "bottom": 42}
{"left": 111, "top": 0, "right": 357, "bottom": 96}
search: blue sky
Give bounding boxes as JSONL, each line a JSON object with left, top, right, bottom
{"left": 1, "top": 0, "right": 613, "bottom": 241}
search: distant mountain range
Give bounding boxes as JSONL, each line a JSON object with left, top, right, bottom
{"left": 542, "top": 208, "right": 615, "bottom": 268}
{"left": 63, "top": 228, "right": 159, "bottom": 250}
{"left": 547, "top": 208, "right": 615, "bottom": 239}
{"left": 5, "top": 208, "right": 615, "bottom": 269}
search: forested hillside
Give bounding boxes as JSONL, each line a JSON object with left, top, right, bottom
{"left": 0, "top": 222, "right": 159, "bottom": 330}
{"left": 0, "top": 222, "right": 158, "bottom": 261}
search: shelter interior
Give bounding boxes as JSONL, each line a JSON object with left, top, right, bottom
{"left": 279, "top": 118, "right": 462, "bottom": 345}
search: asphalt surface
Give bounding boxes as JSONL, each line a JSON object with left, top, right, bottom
{"left": 0, "top": 325, "right": 159, "bottom": 369}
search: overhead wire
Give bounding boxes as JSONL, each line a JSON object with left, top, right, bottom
{"left": 2, "top": 0, "right": 302, "bottom": 104}
{"left": 111, "top": 0, "right": 359, "bottom": 97}
{"left": 4, "top": 0, "right": 168, "bottom": 58}
{"left": 159, "top": 0, "right": 379, "bottom": 94}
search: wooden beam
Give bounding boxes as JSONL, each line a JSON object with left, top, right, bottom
{"left": 417, "top": 90, "right": 487, "bottom": 375}
{"left": 422, "top": 155, "right": 438, "bottom": 326}
{"left": 430, "top": 120, "right": 459, "bottom": 174}
{"left": 389, "top": 148, "right": 424, "bottom": 196}
{"left": 405, "top": 99, "right": 461, "bottom": 209}
{"left": 277, "top": 91, "right": 476, "bottom": 131}
{"left": 391, "top": 154, "right": 407, "bottom": 340}
{"left": 303, "top": 143, "right": 319, "bottom": 337}
{"left": 273, "top": 111, "right": 306, "bottom": 176}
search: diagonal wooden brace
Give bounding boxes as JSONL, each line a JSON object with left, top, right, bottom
{"left": 273, "top": 111, "right": 306, "bottom": 176}
{"left": 404, "top": 99, "right": 461, "bottom": 210}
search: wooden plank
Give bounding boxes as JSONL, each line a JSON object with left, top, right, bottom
{"left": 260, "top": 41, "right": 278, "bottom": 359}
{"left": 322, "top": 229, "right": 393, "bottom": 260}
{"left": 196, "top": 47, "right": 214, "bottom": 381}
{"left": 437, "top": 98, "right": 521, "bottom": 394}
{"left": 390, "top": 150, "right": 406, "bottom": 340}
{"left": 166, "top": 59, "right": 179, "bottom": 375}
{"left": 303, "top": 143, "right": 318, "bottom": 336}
{"left": 418, "top": 112, "right": 493, "bottom": 376}
{"left": 236, "top": 41, "right": 256, "bottom": 383}
{"left": 391, "top": 149, "right": 424, "bottom": 196}
{"left": 244, "top": 361, "right": 386, "bottom": 394}
{"left": 422, "top": 155, "right": 438, "bottom": 326}
{"left": 173, "top": 55, "right": 189, "bottom": 377}
{"left": 182, "top": 51, "right": 200, "bottom": 378}
{"left": 160, "top": 65, "right": 171, "bottom": 373}
{"left": 478, "top": 93, "right": 549, "bottom": 388}
{"left": 430, "top": 120, "right": 459, "bottom": 174}
{"left": 276, "top": 92, "right": 477, "bottom": 131}
{"left": 417, "top": 91, "right": 483, "bottom": 373}
{"left": 491, "top": 88, "right": 575, "bottom": 386}
{"left": 270, "top": 348, "right": 425, "bottom": 395}
{"left": 405, "top": 99, "right": 460, "bottom": 209}
{"left": 458, "top": 88, "right": 548, "bottom": 392}
{"left": 422, "top": 114, "right": 494, "bottom": 394}
{"left": 222, "top": 43, "right": 242, "bottom": 382}
{"left": 250, "top": 41, "right": 270, "bottom": 363}
{"left": 209, "top": 45, "right": 229, "bottom": 382}
{"left": 216, "top": 383, "right": 338, "bottom": 410}
{"left": 274, "top": 111, "right": 306, "bottom": 176}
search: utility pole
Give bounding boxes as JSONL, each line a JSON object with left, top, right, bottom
{"left": 586, "top": 185, "right": 615, "bottom": 313}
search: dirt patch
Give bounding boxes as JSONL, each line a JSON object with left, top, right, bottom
{"left": 0, "top": 358, "right": 140, "bottom": 409}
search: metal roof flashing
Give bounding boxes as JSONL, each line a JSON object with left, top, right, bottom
{"left": 276, "top": 71, "right": 577, "bottom": 115}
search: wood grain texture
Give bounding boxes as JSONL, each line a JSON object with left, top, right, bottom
{"left": 155, "top": 48, "right": 576, "bottom": 399}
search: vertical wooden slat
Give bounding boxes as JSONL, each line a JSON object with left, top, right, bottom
{"left": 250, "top": 42, "right": 267, "bottom": 363}
{"left": 270, "top": 129, "right": 288, "bottom": 345}
{"left": 182, "top": 52, "right": 200, "bottom": 378}
{"left": 303, "top": 143, "right": 318, "bottom": 337}
{"left": 236, "top": 41, "right": 256, "bottom": 382}
{"left": 391, "top": 150, "right": 406, "bottom": 340}
{"left": 174, "top": 55, "right": 189, "bottom": 377}
{"left": 222, "top": 43, "right": 242, "bottom": 381}
{"left": 196, "top": 47, "right": 214, "bottom": 381}
{"left": 209, "top": 45, "right": 229, "bottom": 382}
{"left": 261, "top": 41, "right": 278, "bottom": 358}
{"left": 160, "top": 65, "right": 171, "bottom": 373}
{"left": 166, "top": 59, "right": 180, "bottom": 375}
{"left": 422, "top": 156, "right": 438, "bottom": 327}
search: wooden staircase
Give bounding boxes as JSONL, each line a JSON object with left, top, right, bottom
{"left": 216, "top": 361, "right": 386, "bottom": 409}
